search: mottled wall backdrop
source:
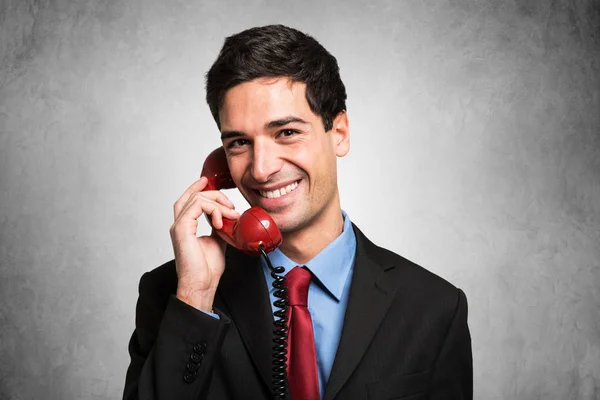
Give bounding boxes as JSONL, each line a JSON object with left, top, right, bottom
{"left": 1, "top": 0, "right": 598, "bottom": 399}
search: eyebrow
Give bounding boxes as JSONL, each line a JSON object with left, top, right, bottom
{"left": 220, "top": 131, "right": 244, "bottom": 141}
{"left": 220, "top": 116, "right": 309, "bottom": 141}
{"left": 265, "top": 116, "right": 309, "bottom": 129}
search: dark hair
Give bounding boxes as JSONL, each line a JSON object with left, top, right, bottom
{"left": 205, "top": 25, "right": 347, "bottom": 131}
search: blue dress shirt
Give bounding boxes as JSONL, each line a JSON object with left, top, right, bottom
{"left": 260, "top": 210, "right": 357, "bottom": 399}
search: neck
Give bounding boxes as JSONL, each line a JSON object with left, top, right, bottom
{"left": 279, "top": 193, "right": 344, "bottom": 265}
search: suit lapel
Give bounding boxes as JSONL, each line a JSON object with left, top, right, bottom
{"left": 217, "top": 246, "right": 275, "bottom": 394}
{"left": 323, "top": 224, "right": 398, "bottom": 400}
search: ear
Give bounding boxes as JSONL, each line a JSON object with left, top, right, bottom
{"left": 331, "top": 111, "right": 350, "bottom": 157}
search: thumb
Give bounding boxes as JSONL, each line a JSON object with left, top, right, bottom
{"left": 210, "top": 228, "right": 229, "bottom": 253}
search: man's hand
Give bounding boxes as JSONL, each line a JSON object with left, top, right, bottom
{"left": 169, "top": 176, "right": 240, "bottom": 312}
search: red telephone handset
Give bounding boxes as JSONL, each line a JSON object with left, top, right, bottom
{"left": 200, "top": 147, "right": 283, "bottom": 255}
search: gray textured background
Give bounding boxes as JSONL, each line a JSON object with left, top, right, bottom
{"left": 1, "top": 0, "right": 599, "bottom": 399}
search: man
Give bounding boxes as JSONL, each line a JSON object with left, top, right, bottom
{"left": 123, "top": 25, "right": 472, "bottom": 400}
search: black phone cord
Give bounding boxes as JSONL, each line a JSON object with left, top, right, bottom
{"left": 259, "top": 246, "right": 289, "bottom": 400}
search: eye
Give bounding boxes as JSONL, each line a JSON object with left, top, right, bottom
{"left": 278, "top": 129, "right": 299, "bottom": 138}
{"left": 226, "top": 139, "right": 250, "bottom": 149}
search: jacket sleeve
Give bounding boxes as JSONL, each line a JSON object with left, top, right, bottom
{"left": 430, "top": 288, "right": 473, "bottom": 400}
{"left": 123, "top": 272, "right": 231, "bottom": 400}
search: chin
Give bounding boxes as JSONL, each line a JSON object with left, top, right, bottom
{"left": 272, "top": 210, "right": 313, "bottom": 234}
{"left": 271, "top": 215, "right": 297, "bottom": 234}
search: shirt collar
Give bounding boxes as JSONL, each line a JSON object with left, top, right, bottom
{"left": 261, "top": 210, "right": 356, "bottom": 301}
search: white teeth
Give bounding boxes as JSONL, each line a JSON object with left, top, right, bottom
{"left": 259, "top": 181, "right": 299, "bottom": 199}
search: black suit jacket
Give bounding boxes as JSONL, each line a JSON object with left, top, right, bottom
{"left": 123, "top": 224, "right": 472, "bottom": 399}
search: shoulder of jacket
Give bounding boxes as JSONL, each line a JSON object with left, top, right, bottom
{"left": 354, "top": 224, "right": 463, "bottom": 301}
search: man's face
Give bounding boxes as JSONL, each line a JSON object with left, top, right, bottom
{"left": 219, "top": 77, "right": 349, "bottom": 233}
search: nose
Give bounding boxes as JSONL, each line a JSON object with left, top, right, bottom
{"left": 251, "top": 140, "right": 283, "bottom": 183}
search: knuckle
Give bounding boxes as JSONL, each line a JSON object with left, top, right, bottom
{"left": 205, "top": 202, "right": 218, "bottom": 213}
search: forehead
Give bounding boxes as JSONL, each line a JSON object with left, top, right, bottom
{"left": 218, "top": 78, "right": 314, "bottom": 131}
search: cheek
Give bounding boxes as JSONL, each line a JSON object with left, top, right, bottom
{"left": 228, "top": 157, "right": 249, "bottom": 186}
{"left": 300, "top": 145, "right": 335, "bottom": 178}
{"left": 307, "top": 154, "right": 337, "bottom": 193}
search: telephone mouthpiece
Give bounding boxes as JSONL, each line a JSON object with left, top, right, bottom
{"left": 236, "top": 207, "right": 283, "bottom": 254}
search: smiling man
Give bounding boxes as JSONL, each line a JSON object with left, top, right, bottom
{"left": 219, "top": 77, "right": 348, "bottom": 263}
{"left": 123, "top": 25, "right": 472, "bottom": 400}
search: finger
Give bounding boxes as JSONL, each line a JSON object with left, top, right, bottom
{"left": 210, "top": 207, "right": 223, "bottom": 230}
{"left": 172, "top": 198, "right": 219, "bottom": 237}
{"left": 174, "top": 177, "right": 208, "bottom": 219}
{"left": 213, "top": 191, "right": 235, "bottom": 209}
{"left": 206, "top": 200, "right": 240, "bottom": 221}
{"left": 185, "top": 192, "right": 239, "bottom": 219}
{"left": 189, "top": 188, "right": 236, "bottom": 209}
{"left": 175, "top": 195, "right": 239, "bottom": 228}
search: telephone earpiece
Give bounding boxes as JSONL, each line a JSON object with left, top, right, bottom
{"left": 201, "top": 147, "right": 282, "bottom": 255}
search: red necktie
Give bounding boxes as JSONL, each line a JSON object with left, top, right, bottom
{"left": 285, "top": 266, "right": 320, "bottom": 400}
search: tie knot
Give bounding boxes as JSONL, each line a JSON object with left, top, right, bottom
{"left": 285, "top": 266, "right": 311, "bottom": 307}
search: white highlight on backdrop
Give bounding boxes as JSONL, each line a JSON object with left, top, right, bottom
{"left": 0, "top": 0, "right": 599, "bottom": 399}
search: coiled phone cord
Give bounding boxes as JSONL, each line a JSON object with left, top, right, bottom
{"left": 259, "top": 246, "right": 289, "bottom": 400}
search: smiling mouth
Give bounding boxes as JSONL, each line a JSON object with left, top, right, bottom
{"left": 254, "top": 180, "right": 300, "bottom": 199}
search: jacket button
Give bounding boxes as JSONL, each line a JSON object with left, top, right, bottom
{"left": 183, "top": 372, "right": 196, "bottom": 383}
{"left": 190, "top": 352, "right": 204, "bottom": 363}
{"left": 187, "top": 362, "right": 200, "bottom": 372}
{"left": 193, "top": 341, "right": 207, "bottom": 353}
